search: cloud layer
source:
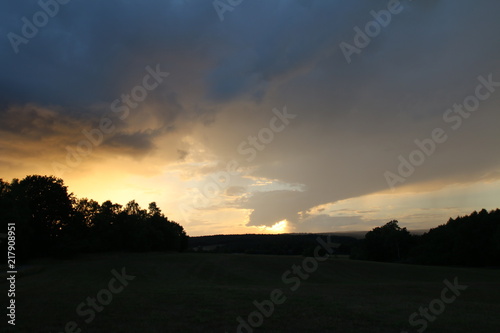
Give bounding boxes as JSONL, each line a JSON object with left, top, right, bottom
{"left": 2, "top": 0, "right": 500, "bottom": 234}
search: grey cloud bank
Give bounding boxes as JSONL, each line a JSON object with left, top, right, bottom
{"left": 1, "top": 0, "right": 500, "bottom": 230}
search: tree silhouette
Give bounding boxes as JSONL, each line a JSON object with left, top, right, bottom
{"left": 1, "top": 175, "right": 189, "bottom": 261}
{"left": 358, "top": 220, "right": 414, "bottom": 262}
{"left": 74, "top": 198, "right": 100, "bottom": 228}
{"left": 148, "top": 202, "right": 162, "bottom": 216}
{"left": 15, "top": 175, "right": 75, "bottom": 256}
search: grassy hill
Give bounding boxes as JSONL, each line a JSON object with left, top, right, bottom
{"left": 3, "top": 252, "right": 499, "bottom": 332}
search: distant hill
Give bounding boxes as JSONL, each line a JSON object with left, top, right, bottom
{"left": 188, "top": 233, "right": 358, "bottom": 255}
{"left": 188, "top": 230, "right": 429, "bottom": 256}
{"left": 321, "top": 229, "right": 429, "bottom": 239}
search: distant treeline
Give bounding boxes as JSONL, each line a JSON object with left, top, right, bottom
{"left": 0, "top": 175, "right": 188, "bottom": 261}
{"left": 352, "top": 209, "right": 500, "bottom": 267}
{"left": 189, "top": 233, "right": 357, "bottom": 256}
{"left": 189, "top": 209, "right": 500, "bottom": 267}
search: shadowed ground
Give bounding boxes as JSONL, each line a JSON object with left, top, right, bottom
{"left": 2, "top": 252, "right": 499, "bottom": 332}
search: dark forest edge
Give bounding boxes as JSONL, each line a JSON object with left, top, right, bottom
{"left": 1, "top": 175, "right": 188, "bottom": 262}
{"left": 351, "top": 210, "right": 500, "bottom": 267}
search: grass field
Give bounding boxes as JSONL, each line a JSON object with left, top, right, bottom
{"left": 2, "top": 252, "right": 500, "bottom": 333}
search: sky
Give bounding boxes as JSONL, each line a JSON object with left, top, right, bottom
{"left": 1, "top": 0, "right": 500, "bottom": 236}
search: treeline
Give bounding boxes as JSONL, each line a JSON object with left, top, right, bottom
{"left": 189, "top": 233, "right": 357, "bottom": 255}
{"left": 0, "top": 175, "right": 188, "bottom": 261}
{"left": 352, "top": 209, "right": 500, "bottom": 267}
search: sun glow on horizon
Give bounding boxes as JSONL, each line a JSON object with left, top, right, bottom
{"left": 261, "top": 219, "right": 288, "bottom": 234}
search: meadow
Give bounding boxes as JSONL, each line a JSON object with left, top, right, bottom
{"left": 3, "top": 252, "right": 499, "bottom": 333}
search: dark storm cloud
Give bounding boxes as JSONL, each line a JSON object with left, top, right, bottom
{"left": 226, "top": 0, "right": 500, "bottom": 227}
{"left": 0, "top": 1, "right": 433, "bottom": 112}
{"left": 1, "top": 0, "right": 215, "bottom": 106}
{"left": 204, "top": 0, "right": 361, "bottom": 102}
{"left": 3, "top": 0, "right": 499, "bottom": 110}
{"left": 2, "top": 0, "right": 350, "bottom": 159}
{"left": 0, "top": 0, "right": 216, "bottom": 163}
{"left": 2, "top": 0, "right": 500, "bottom": 230}
{"left": 104, "top": 130, "right": 157, "bottom": 155}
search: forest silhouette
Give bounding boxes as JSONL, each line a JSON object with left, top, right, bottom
{"left": 351, "top": 211, "right": 500, "bottom": 266}
{"left": 1, "top": 175, "right": 188, "bottom": 261}
{"left": 1, "top": 175, "right": 499, "bottom": 267}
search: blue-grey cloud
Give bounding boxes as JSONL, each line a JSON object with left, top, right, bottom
{"left": 1, "top": 0, "right": 500, "bottom": 230}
